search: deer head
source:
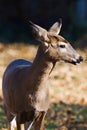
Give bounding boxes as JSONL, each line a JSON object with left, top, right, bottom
{"left": 29, "top": 20, "right": 83, "bottom": 65}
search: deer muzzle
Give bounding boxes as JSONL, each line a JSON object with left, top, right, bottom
{"left": 72, "top": 56, "right": 83, "bottom": 65}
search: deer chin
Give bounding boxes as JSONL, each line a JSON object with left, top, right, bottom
{"left": 70, "top": 60, "right": 80, "bottom": 65}
{"left": 63, "top": 59, "right": 82, "bottom": 65}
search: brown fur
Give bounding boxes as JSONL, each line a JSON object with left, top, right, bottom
{"left": 2, "top": 20, "right": 83, "bottom": 130}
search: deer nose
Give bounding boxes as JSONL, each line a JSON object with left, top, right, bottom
{"left": 79, "top": 56, "right": 83, "bottom": 62}
{"left": 77, "top": 56, "right": 83, "bottom": 63}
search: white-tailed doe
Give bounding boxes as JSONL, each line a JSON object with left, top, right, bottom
{"left": 2, "top": 19, "right": 83, "bottom": 130}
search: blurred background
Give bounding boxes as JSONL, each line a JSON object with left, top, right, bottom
{"left": 0, "top": 0, "right": 87, "bottom": 129}
{"left": 0, "top": 0, "right": 87, "bottom": 46}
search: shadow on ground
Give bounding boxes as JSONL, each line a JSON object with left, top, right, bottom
{"left": 0, "top": 99, "right": 87, "bottom": 130}
{"left": 46, "top": 102, "right": 87, "bottom": 130}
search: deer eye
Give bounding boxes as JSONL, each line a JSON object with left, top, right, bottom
{"left": 59, "top": 45, "right": 66, "bottom": 48}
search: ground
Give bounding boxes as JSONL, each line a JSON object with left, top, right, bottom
{"left": 0, "top": 43, "right": 87, "bottom": 130}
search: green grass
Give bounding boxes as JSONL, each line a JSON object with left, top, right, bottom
{"left": 0, "top": 105, "right": 7, "bottom": 129}
{"left": 0, "top": 103, "right": 87, "bottom": 129}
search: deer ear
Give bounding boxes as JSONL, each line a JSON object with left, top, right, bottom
{"left": 49, "top": 19, "right": 62, "bottom": 34}
{"left": 29, "top": 21, "right": 49, "bottom": 42}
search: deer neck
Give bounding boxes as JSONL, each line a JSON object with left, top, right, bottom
{"left": 31, "top": 45, "right": 56, "bottom": 82}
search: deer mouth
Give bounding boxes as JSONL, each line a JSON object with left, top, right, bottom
{"left": 64, "top": 56, "right": 83, "bottom": 65}
{"left": 71, "top": 60, "right": 80, "bottom": 65}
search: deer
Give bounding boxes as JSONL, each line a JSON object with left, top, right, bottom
{"left": 2, "top": 19, "right": 83, "bottom": 130}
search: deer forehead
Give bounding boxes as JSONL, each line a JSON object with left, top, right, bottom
{"left": 48, "top": 35, "right": 68, "bottom": 46}
{"left": 58, "top": 41, "right": 68, "bottom": 46}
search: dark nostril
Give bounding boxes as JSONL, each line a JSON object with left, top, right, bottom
{"left": 79, "top": 56, "right": 83, "bottom": 62}
{"left": 76, "top": 56, "right": 83, "bottom": 63}
{"left": 77, "top": 59, "right": 80, "bottom": 63}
